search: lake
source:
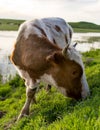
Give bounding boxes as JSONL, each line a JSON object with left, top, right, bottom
{"left": 0, "top": 31, "right": 100, "bottom": 82}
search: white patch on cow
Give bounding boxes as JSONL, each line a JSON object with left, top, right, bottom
{"left": 40, "top": 74, "right": 57, "bottom": 87}
{"left": 66, "top": 45, "right": 84, "bottom": 68}
{"left": 14, "top": 66, "right": 57, "bottom": 90}
{"left": 18, "top": 19, "right": 51, "bottom": 40}
{"left": 81, "top": 73, "right": 90, "bottom": 98}
{"left": 14, "top": 66, "right": 36, "bottom": 89}
{"left": 17, "top": 18, "right": 73, "bottom": 48}
{"left": 24, "top": 20, "right": 43, "bottom": 39}
{"left": 58, "top": 87, "right": 67, "bottom": 96}
{"left": 40, "top": 74, "right": 67, "bottom": 96}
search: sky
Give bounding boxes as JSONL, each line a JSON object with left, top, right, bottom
{"left": 0, "top": 0, "right": 100, "bottom": 24}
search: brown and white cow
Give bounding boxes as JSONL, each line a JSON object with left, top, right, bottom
{"left": 10, "top": 17, "right": 89, "bottom": 120}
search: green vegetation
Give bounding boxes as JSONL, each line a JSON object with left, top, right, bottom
{"left": 74, "top": 36, "right": 100, "bottom": 44}
{"left": 69, "top": 21, "right": 100, "bottom": 29}
{"left": 69, "top": 21, "right": 100, "bottom": 32}
{"left": 0, "top": 19, "right": 24, "bottom": 31}
{"left": 87, "top": 36, "right": 100, "bottom": 43}
{"left": 72, "top": 28, "right": 100, "bottom": 33}
{"left": 0, "top": 49, "right": 100, "bottom": 130}
{"left": 0, "top": 18, "right": 100, "bottom": 32}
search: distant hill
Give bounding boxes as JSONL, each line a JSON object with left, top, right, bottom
{"left": 69, "top": 21, "right": 100, "bottom": 30}
{"left": 0, "top": 18, "right": 100, "bottom": 32}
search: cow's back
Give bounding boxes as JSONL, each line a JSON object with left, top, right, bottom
{"left": 17, "top": 17, "right": 73, "bottom": 49}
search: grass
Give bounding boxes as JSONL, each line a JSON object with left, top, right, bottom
{"left": 87, "top": 37, "right": 100, "bottom": 43}
{"left": 73, "top": 28, "right": 100, "bottom": 33}
{"left": 0, "top": 49, "right": 100, "bottom": 130}
{"left": 69, "top": 21, "right": 100, "bottom": 32}
{"left": 0, "top": 19, "right": 24, "bottom": 31}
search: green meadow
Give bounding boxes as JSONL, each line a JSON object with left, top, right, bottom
{"left": 0, "top": 49, "right": 100, "bottom": 130}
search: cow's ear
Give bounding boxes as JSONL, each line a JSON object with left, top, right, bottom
{"left": 46, "top": 52, "right": 64, "bottom": 64}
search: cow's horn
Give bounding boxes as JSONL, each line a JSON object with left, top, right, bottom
{"left": 73, "top": 42, "right": 77, "bottom": 47}
{"left": 62, "top": 44, "right": 69, "bottom": 56}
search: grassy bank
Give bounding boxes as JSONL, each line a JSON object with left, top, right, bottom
{"left": 0, "top": 19, "right": 24, "bottom": 31}
{"left": 73, "top": 28, "right": 100, "bottom": 33}
{"left": 0, "top": 49, "right": 100, "bottom": 130}
{"left": 0, "top": 18, "right": 100, "bottom": 32}
{"left": 69, "top": 21, "right": 100, "bottom": 33}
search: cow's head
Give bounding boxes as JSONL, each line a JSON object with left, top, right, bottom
{"left": 47, "top": 45, "right": 90, "bottom": 100}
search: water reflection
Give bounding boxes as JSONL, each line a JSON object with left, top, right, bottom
{"left": 0, "top": 31, "right": 100, "bottom": 82}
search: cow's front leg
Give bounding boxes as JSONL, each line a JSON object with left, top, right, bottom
{"left": 17, "top": 87, "right": 36, "bottom": 120}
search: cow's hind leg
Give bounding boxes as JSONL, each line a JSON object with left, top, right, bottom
{"left": 17, "top": 87, "right": 36, "bottom": 120}
{"left": 46, "top": 84, "right": 51, "bottom": 92}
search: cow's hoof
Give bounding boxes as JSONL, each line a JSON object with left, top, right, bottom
{"left": 17, "top": 114, "right": 29, "bottom": 121}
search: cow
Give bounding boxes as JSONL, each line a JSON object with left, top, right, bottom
{"left": 10, "top": 17, "right": 90, "bottom": 120}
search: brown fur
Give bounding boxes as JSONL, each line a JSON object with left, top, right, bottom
{"left": 11, "top": 34, "right": 83, "bottom": 99}
{"left": 55, "top": 25, "right": 62, "bottom": 32}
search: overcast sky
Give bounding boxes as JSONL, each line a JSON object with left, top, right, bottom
{"left": 0, "top": 0, "right": 100, "bottom": 24}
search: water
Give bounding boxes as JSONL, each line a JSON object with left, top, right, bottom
{"left": 0, "top": 31, "right": 17, "bottom": 82}
{"left": 0, "top": 31, "right": 100, "bottom": 82}
{"left": 73, "top": 33, "right": 100, "bottom": 52}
